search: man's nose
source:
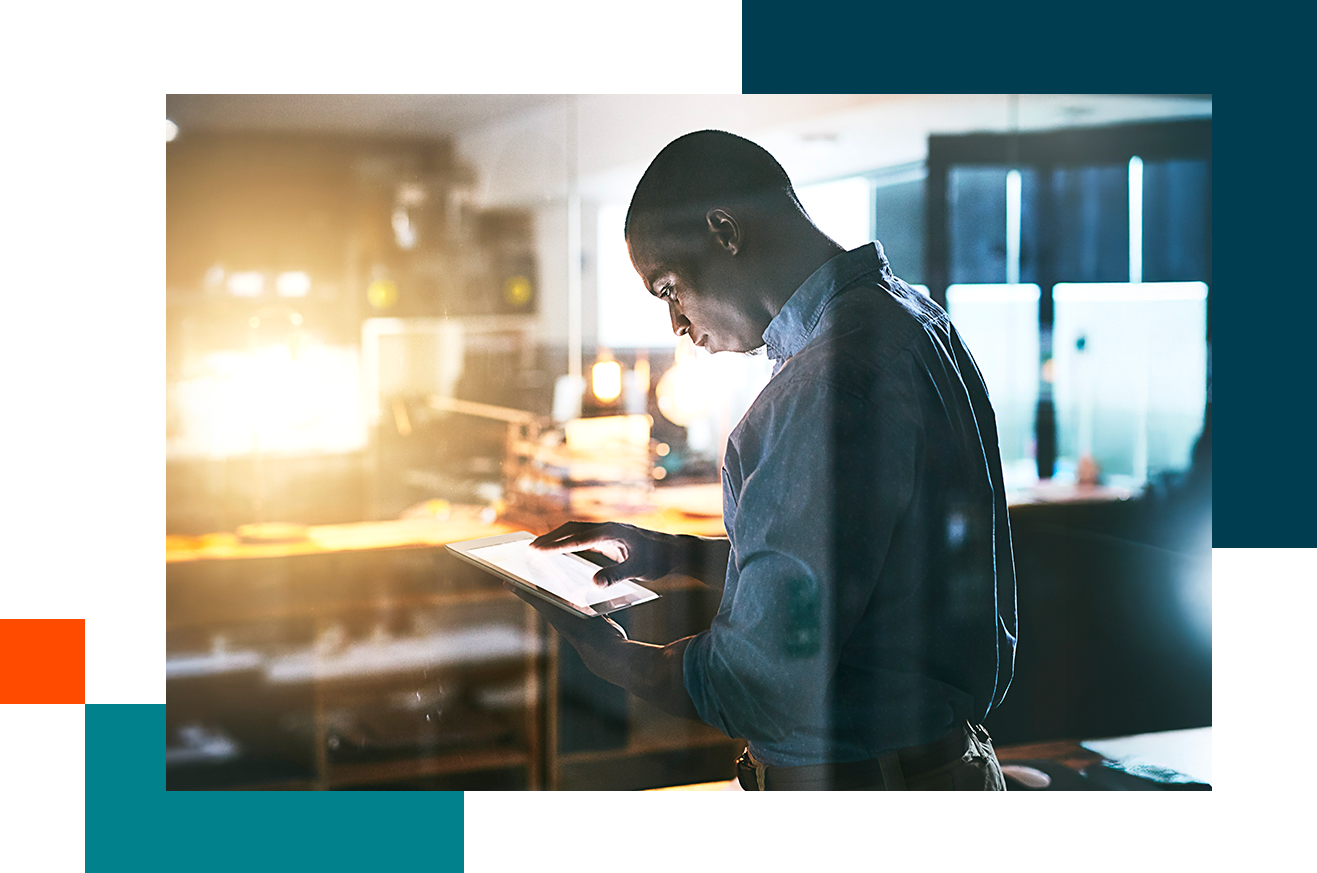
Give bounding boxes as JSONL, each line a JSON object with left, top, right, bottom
{"left": 668, "top": 301, "right": 690, "bottom": 337}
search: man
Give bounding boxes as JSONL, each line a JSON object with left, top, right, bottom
{"left": 521, "top": 130, "right": 1017, "bottom": 790}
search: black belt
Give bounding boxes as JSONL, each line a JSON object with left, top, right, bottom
{"left": 735, "top": 722, "right": 988, "bottom": 790}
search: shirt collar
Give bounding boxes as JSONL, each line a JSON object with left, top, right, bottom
{"left": 762, "top": 241, "right": 890, "bottom": 370}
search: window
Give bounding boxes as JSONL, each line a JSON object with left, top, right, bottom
{"left": 596, "top": 203, "right": 677, "bottom": 350}
{"left": 872, "top": 166, "right": 926, "bottom": 283}
{"left": 927, "top": 120, "right": 1212, "bottom": 489}
{"left": 797, "top": 176, "right": 872, "bottom": 251}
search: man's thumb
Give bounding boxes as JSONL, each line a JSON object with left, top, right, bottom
{"left": 594, "top": 563, "right": 637, "bottom": 587}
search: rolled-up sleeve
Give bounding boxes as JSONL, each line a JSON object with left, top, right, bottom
{"left": 683, "top": 373, "right": 919, "bottom": 763}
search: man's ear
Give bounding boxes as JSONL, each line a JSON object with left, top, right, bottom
{"left": 706, "top": 208, "right": 741, "bottom": 256}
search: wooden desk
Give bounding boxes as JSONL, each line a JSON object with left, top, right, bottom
{"left": 649, "top": 727, "right": 1212, "bottom": 792}
{"left": 995, "top": 727, "right": 1211, "bottom": 790}
{"left": 166, "top": 507, "right": 518, "bottom": 564}
{"left": 162, "top": 475, "right": 1127, "bottom": 568}
{"left": 509, "top": 482, "right": 727, "bottom": 538}
{"left": 647, "top": 780, "right": 739, "bottom": 792}
{"left": 166, "top": 486, "right": 726, "bottom": 568}
{"left": 1006, "top": 481, "right": 1133, "bottom": 507}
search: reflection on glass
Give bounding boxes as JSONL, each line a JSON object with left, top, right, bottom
{"left": 946, "top": 284, "right": 1040, "bottom": 487}
{"left": 1052, "top": 282, "right": 1207, "bottom": 487}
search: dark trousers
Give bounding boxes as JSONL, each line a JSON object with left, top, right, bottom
{"left": 736, "top": 723, "right": 1006, "bottom": 790}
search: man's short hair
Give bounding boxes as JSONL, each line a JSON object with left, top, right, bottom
{"left": 625, "top": 130, "right": 804, "bottom": 247}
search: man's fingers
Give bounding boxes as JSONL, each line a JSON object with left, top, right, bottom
{"left": 532, "top": 534, "right": 609, "bottom": 553}
{"left": 531, "top": 522, "right": 631, "bottom": 550}
{"left": 530, "top": 522, "right": 607, "bottom": 551}
{"left": 532, "top": 527, "right": 631, "bottom": 566}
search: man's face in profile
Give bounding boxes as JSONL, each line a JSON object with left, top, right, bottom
{"left": 627, "top": 233, "right": 764, "bottom": 355}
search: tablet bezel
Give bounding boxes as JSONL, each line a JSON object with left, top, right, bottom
{"left": 446, "top": 531, "right": 660, "bottom": 618}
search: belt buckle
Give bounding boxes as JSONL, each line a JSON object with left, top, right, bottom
{"left": 735, "top": 747, "right": 767, "bottom": 791}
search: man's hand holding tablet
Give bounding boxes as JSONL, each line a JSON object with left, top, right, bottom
{"left": 528, "top": 521, "right": 687, "bottom": 584}
{"left": 530, "top": 521, "right": 732, "bottom": 591}
{"left": 446, "top": 528, "right": 701, "bottom": 720}
{"left": 445, "top": 532, "right": 659, "bottom": 618}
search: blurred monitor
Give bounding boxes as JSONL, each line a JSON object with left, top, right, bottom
{"left": 1051, "top": 282, "right": 1208, "bottom": 486}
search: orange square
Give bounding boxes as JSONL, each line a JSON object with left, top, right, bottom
{"left": 0, "top": 619, "right": 85, "bottom": 703}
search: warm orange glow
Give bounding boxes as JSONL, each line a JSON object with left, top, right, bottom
{"left": 276, "top": 271, "right": 311, "bottom": 297}
{"left": 564, "top": 414, "right": 650, "bottom": 453}
{"left": 655, "top": 346, "right": 711, "bottom": 426}
{"left": 367, "top": 279, "right": 398, "bottom": 309}
{"left": 503, "top": 275, "right": 533, "bottom": 306}
{"left": 634, "top": 358, "right": 651, "bottom": 395}
{"left": 228, "top": 272, "right": 264, "bottom": 297}
{"left": 592, "top": 359, "right": 623, "bottom": 402}
{"left": 168, "top": 344, "right": 365, "bottom": 459}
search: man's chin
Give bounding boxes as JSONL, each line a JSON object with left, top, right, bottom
{"left": 708, "top": 341, "right": 765, "bottom": 356}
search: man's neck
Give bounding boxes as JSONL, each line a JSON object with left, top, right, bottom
{"left": 760, "top": 224, "right": 849, "bottom": 320}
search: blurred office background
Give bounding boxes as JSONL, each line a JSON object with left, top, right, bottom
{"left": 165, "top": 94, "right": 1212, "bottom": 790}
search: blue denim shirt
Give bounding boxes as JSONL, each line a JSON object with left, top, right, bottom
{"left": 682, "top": 242, "right": 1018, "bottom": 767}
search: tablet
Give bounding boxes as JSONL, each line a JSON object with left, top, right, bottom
{"left": 446, "top": 531, "right": 660, "bottom": 618}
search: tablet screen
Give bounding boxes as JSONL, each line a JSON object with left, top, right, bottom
{"left": 469, "top": 539, "right": 629, "bottom": 608}
{"left": 449, "top": 532, "right": 659, "bottom": 617}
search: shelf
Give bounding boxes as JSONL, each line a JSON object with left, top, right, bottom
{"left": 167, "top": 511, "right": 737, "bottom": 790}
{"left": 558, "top": 731, "right": 739, "bottom": 767}
{"left": 327, "top": 747, "right": 531, "bottom": 789}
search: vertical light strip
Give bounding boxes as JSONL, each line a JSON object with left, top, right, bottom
{"left": 566, "top": 97, "right": 583, "bottom": 382}
{"left": 1129, "top": 155, "right": 1146, "bottom": 483}
{"left": 1006, "top": 169, "right": 1021, "bottom": 285}
{"left": 1129, "top": 155, "right": 1143, "bottom": 284}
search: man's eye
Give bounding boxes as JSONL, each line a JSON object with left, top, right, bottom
{"left": 658, "top": 285, "right": 674, "bottom": 300}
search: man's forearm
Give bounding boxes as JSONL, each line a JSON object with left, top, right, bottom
{"left": 572, "top": 634, "right": 701, "bottom": 721}
{"left": 676, "top": 535, "right": 732, "bottom": 591}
